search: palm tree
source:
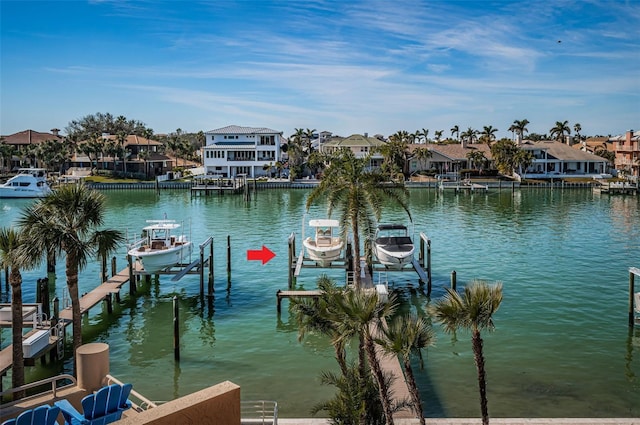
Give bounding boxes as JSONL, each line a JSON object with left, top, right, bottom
{"left": 0, "top": 227, "right": 27, "bottom": 400}
{"left": 115, "top": 132, "right": 129, "bottom": 174}
{"left": 466, "top": 150, "right": 487, "bottom": 171}
{"left": 413, "top": 146, "right": 432, "bottom": 173}
{"left": 18, "top": 185, "right": 124, "bottom": 372}
{"left": 573, "top": 123, "right": 582, "bottom": 143}
{"left": 377, "top": 313, "right": 435, "bottom": 425}
{"left": 480, "top": 126, "right": 498, "bottom": 145}
{"left": 550, "top": 121, "right": 571, "bottom": 142}
{"left": 143, "top": 128, "right": 154, "bottom": 178}
{"left": 512, "top": 119, "right": 530, "bottom": 141}
{"left": 434, "top": 130, "right": 444, "bottom": 143}
{"left": 431, "top": 280, "right": 503, "bottom": 425}
{"left": 334, "top": 288, "right": 398, "bottom": 425}
{"left": 460, "top": 127, "right": 478, "bottom": 144}
{"left": 306, "top": 148, "right": 411, "bottom": 289}
{"left": 450, "top": 125, "right": 460, "bottom": 141}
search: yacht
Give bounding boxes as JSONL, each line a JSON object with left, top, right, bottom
{"left": 0, "top": 168, "right": 52, "bottom": 198}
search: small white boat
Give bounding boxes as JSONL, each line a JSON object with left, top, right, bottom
{"left": 0, "top": 168, "right": 52, "bottom": 198}
{"left": 373, "top": 224, "right": 415, "bottom": 269}
{"left": 303, "top": 219, "right": 344, "bottom": 266}
{"left": 127, "top": 220, "right": 193, "bottom": 273}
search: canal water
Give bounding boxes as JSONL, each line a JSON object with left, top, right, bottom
{"left": 1, "top": 188, "right": 639, "bottom": 418}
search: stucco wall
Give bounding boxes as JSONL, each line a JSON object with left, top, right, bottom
{"left": 118, "top": 381, "right": 240, "bottom": 425}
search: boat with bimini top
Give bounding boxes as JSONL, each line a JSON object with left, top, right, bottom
{"left": 127, "top": 219, "right": 193, "bottom": 273}
{"left": 373, "top": 224, "right": 415, "bottom": 269}
{"left": 0, "top": 168, "right": 52, "bottom": 198}
{"left": 302, "top": 219, "right": 344, "bottom": 266}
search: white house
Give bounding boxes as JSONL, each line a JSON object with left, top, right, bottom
{"left": 203, "top": 125, "right": 283, "bottom": 178}
{"left": 519, "top": 140, "right": 608, "bottom": 178}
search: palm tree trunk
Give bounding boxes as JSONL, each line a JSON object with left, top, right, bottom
{"left": 334, "top": 344, "right": 348, "bottom": 377}
{"left": 358, "top": 333, "right": 367, "bottom": 425}
{"left": 10, "top": 268, "right": 25, "bottom": 400}
{"left": 403, "top": 357, "right": 425, "bottom": 425}
{"left": 472, "top": 329, "right": 489, "bottom": 425}
{"left": 351, "top": 218, "right": 361, "bottom": 289}
{"left": 365, "top": 335, "right": 395, "bottom": 425}
{"left": 67, "top": 254, "right": 82, "bottom": 375}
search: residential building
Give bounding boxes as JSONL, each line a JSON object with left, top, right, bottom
{"left": 70, "top": 134, "right": 173, "bottom": 178}
{"left": 609, "top": 130, "right": 640, "bottom": 179}
{"left": 408, "top": 142, "right": 493, "bottom": 175}
{"left": 519, "top": 140, "right": 608, "bottom": 178}
{"left": 320, "top": 133, "right": 385, "bottom": 168}
{"left": 0, "top": 129, "right": 64, "bottom": 171}
{"left": 202, "top": 125, "right": 283, "bottom": 177}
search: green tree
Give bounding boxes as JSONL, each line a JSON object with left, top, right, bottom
{"left": 450, "top": 125, "right": 460, "bottom": 141}
{"left": 0, "top": 227, "right": 27, "bottom": 400}
{"left": 37, "top": 139, "right": 72, "bottom": 175}
{"left": 573, "top": 123, "right": 582, "bottom": 143}
{"left": 143, "top": 128, "right": 154, "bottom": 178}
{"left": 511, "top": 119, "right": 530, "bottom": 141}
{"left": 466, "top": 150, "right": 487, "bottom": 171}
{"left": 335, "top": 287, "right": 399, "bottom": 425}
{"left": 550, "top": 120, "right": 571, "bottom": 142}
{"left": 413, "top": 146, "right": 432, "bottom": 172}
{"left": 430, "top": 280, "right": 503, "bottom": 425}
{"left": 377, "top": 313, "right": 435, "bottom": 425}
{"left": 306, "top": 148, "right": 411, "bottom": 289}
{"left": 18, "top": 185, "right": 124, "bottom": 372}
{"left": 490, "top": 139, "right": 520, "bottom": 175}
{"left": 513, "top": 149, "right": 535, "bottom": 176}
{"left": 480, "top": 126, "right": 498, "bottom": 145}
{"left": 0, "top": 139, "right": 16, "bottom": 172}
{"left": 379, "top": 130, "right": 414, "bottom": 179}
{"left": 460, "top": 127, "right": 478, "bottom": 144}
{"left": 434, "top": 130, "right": 444, "bottom": 143}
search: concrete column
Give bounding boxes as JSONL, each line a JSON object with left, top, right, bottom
{"left": 77, "top": 342, "right": 109, "bottom": 392}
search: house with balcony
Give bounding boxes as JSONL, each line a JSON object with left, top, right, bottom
{"left": 202, "top": 125, "right": 283, "bottom": 178}
{"left": 0, "top": 129, "right": 64, "bottom": 171}
{"left": 320, "top": 133, "right": 386, "bottom": 168}
{"left": 519, "top": 140, "right": 608, "bottom": 179}
{"left": 610, "top": 130, "right": 640, "bottom": 179}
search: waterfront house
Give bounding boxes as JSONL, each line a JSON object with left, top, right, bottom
{"left": 69, "top": 135, "right": 173, "bottom": 178}
{"left": 609, "top": 130, "right": 640, "bottom": 179}
{"left": 202, "top": 125, "right": 283, "bottom": 178}
{"left": 519, "top": 140, "right": 608, "bottom": 179}
{"left": 408, "top": 142, "right": 494, "bottom": 176}
{"left": 0, "top": 129, "right": 64, "bottom": 171}
{"left": 320, "top": 133, "right": 386, "bottom": 168}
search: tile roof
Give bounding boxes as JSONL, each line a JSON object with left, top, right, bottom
{"left": 205, "top": 125, "right": 282, "bottom": 135}
{"left": 323, "top": 134, "right": 386, "bottom": 147}
{"left": 409, "top": 143, "right": 493, "bottom": 160}
{"left": 520, "top": 140, "right": 607, "bottom": 161}
{"left": 1, "top": 129, "right": 63, "bottom": 145}
{"left": 92, "top": 134, "right": 163, "bottom": 147}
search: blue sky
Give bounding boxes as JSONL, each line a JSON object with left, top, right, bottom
{"left": 1, "top": 0, "right": 638, "bottom": 139}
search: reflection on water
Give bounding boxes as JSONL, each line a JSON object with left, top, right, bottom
{"left": 0, "top": 188, "right": 639, "bottom": 417}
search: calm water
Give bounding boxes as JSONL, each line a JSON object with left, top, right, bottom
{"left": 1, "top": 187, "right": 639, "bottom": 418}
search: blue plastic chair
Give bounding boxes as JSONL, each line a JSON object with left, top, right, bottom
{"left": 1, "top": 404, "right": 60, "bottom": 425}
{"left": 55, "top": 383, "right": 133, "bottom": 425}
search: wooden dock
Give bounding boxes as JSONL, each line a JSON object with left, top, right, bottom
{"left": 439, "top": 180, "right": 489, "bottom": 193}
{"left": 595, "top": 182, "right": 638, "bottom": 195}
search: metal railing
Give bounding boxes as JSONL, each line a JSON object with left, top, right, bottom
{"left": 241, "top": 400, "right": 278, "bottom": 425}
{"left": 0, "top": 374, "right": 76, "bottom": 399}
{"left": 105, "top": 374, "right": 157, "bottom": 411}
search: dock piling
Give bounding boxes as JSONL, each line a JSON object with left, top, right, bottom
{"left": 173, "top": 296, "right": 180, "bottom": 361}
{"left": 629, "top": 267, "right": 639, "bottom": 327}
{"left": 451, "top": 270, "right": 457, "bottom": 291}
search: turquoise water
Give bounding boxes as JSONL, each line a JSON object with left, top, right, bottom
{"left": 1, "top": 188, "right": 639, "bottom": 418}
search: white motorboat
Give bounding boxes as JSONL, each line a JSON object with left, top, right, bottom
{"left": 127, "top": 220, "right": 193, "bottom": 273}
{"left": 373, "top": 224, "right": 415, "bottom": 269}
{"left": 0, "top": 168, "right": 52, "bottom": 198}
{"left": 303, "top": 219, "right": 344, "bottom": 266}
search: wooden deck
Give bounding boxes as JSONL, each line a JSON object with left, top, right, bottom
{"left": 1, "top": 267, "right": 132, "bottom": 378}
{"left": 58, "top": 268, "right": 130, "bottom": 321}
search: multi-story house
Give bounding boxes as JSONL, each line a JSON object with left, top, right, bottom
{"left": 519, "top": 140, "right": 608, "bottom": 178}
{"left": 0, "top": 129, "right": 64, "bottom": 171}
{"left": 610, "top": 130, "right": 640, "bottom": 179}
{"left": 202, "top": 125, "right": 283, "bottom": 177}
{"left": 320, "top": 133, "right": 385, "bottom": 168}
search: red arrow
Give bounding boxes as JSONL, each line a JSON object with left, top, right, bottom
{"left": 247, "top": 245, "right": 276, "bottom": 265}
